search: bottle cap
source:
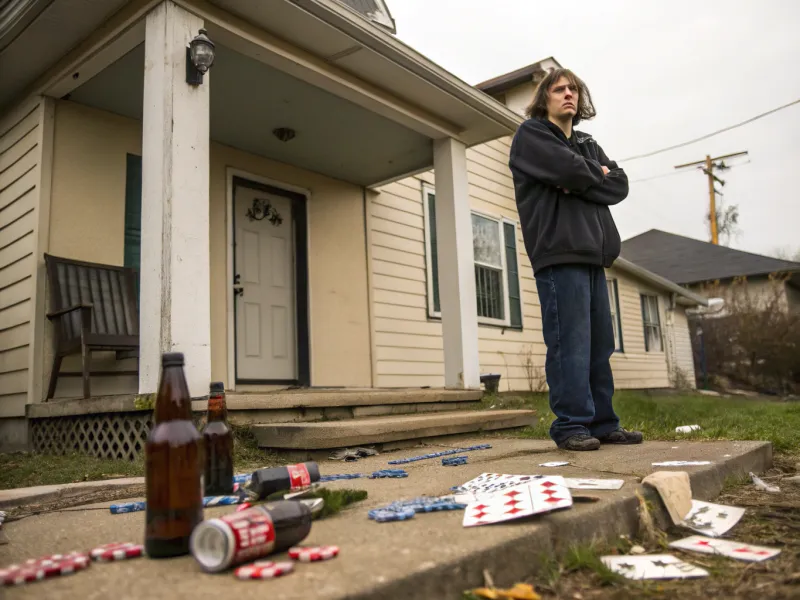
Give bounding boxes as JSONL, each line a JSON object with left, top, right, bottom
{"left": 161, "top": 352, "right": 185, "bottom": 367}
{"left": 210, "top": 381, "right": 225, "bottom": 393}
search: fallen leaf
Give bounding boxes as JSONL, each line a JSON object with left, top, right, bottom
{"left": 498, "top": 584, "right": 541, "bottom": 600}
{"left": 471, "top": 584, "right": 541, "bottom": 600}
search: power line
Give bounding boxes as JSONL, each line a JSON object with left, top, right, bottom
{"left": 629, "top": 159, "right": 750, "bottom": 184}
{"left": 628, "top": 170, "right": 691, "bottom": 184}
{"left": 619, "top": 98, "right": 800, "bottom": 162}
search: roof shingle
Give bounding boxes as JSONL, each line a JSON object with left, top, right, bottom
{"left": 621, "top": 229, "right": 800, "bottom": 284}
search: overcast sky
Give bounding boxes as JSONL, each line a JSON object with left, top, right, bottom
{"left": 390, "top": 0, "right": 800, "bottom": 258}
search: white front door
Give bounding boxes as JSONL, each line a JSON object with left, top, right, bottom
{"left": 234, "top": 184, "right": 297, "bottom": 382}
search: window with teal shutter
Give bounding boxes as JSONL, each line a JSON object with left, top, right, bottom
{"left": 124, "top": 154, "right": 142, "bottom": 305}
{"left": 424, "top": 189, "right": 522, "bottom": 329}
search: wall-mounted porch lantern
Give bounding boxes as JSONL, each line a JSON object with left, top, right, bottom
{"left": 186, "top": 28, "right": 216, "bottom": 85}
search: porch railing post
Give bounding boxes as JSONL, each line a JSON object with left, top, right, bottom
{"left": 432, "top": 137, "right": 480, "bottom": 389}
{"left": 139, "top": 1, "right": 211, "bottom": 397}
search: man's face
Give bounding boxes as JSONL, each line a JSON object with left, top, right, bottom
{"left": 546, "top": 76, "right": 578, "bottom": 121}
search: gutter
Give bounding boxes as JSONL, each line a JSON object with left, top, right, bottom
{"left": 615, "top": 257, "right": 708, "bottom": 307}
{"left": 288, "top": 0, "right": 524, "bottom": 134}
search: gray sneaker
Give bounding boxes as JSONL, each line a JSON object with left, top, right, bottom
{"left": 558, "top": 434, "right": 601, "bottom": 451}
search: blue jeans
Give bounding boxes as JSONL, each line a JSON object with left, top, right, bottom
{"left": 534, "top": 265, "right": 620, "bottom": 446}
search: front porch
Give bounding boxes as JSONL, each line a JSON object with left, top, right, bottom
{"left": 36, "top": 0, "right": 521, "bottom": 403}
{"left": 25, "top": 386, "right": 537, "bottom": 461}
{"left": 0, "top": 0, "right": 532, "bottom": 453}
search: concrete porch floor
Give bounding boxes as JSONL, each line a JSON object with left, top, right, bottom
{"left": 27, "top": 388, "right": 485, "bottom": 419}
{"left": 0, "top": 438, "right": 772, "bottom": 600}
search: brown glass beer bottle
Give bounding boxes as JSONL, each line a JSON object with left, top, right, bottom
{"left": 202, "top": 382, "right": 234, "bottom": 496}
{"left": 145, "top": 352, "right": 204, "bottom": 558}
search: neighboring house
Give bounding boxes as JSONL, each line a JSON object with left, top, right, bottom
{"left": 622, "top": 229, "right": 800, "bottom": 313}
{"left": 0, "top": 1, "right": 705, "bottom": 454}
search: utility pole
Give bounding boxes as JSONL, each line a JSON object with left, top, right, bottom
{"left": 675, "top": 151, "right": 748, "bottom": 244}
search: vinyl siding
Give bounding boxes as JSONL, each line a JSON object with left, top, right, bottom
{"left": 666, "top": 307, "right": 697, "bottom": 388}
{"left": 0, "top": 101, "right": 43, "bottom": 417}
{"left": 608, "top": 269, "right": 671, "bottom": 389}
{"left": 370, "top": 135, "right": 676, "bottom": 392}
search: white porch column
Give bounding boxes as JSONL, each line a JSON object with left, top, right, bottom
{"left": 139, "top": 1, "right": 210, "bottom": 397}
{"left": 432, "top": 137, "right": 480, "bottom": 389}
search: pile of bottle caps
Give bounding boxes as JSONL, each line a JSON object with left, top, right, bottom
{"left": 368, "top": 496, "right": 467, "bottom": 523}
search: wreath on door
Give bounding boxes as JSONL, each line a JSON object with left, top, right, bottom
{"left": 246, "top": 198, "right": 283, "bottom": 226}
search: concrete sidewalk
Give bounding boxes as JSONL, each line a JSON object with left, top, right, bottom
{"left": 0, "top": 438, "right": 772, "bottom": 599}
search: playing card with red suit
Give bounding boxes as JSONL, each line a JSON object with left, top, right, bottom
{"left": 462, "top": 476, "right": 573, "bottom": 527}
{"left": 668, "top": 535, "right": 780, "bottom": 562}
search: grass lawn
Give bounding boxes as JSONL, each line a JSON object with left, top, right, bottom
{"left": 0, "top": 425, "right": 279, "bottom": 490}
{"left": 484, "top": 390, "right": 800, "bottom": 455}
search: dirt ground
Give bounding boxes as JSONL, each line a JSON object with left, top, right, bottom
{"left": 517, "top": 456, "right": 800, "bottom": 600}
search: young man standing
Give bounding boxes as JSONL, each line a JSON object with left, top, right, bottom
{"left": 508, "top": 68, "right": 643, "bottom": 451}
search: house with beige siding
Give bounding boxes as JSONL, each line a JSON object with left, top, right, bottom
{"left": 0, "top": 0, "right": 705, "bottom": 455}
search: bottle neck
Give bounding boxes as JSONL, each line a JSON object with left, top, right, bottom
{"left": 207, "top": 394, "right": 228, "bottom": 423}
{"left": 153, "top": 365, "right": 193, "bottom": 423}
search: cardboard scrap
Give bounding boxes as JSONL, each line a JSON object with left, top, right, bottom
{"left": 642, "top": 471, "right": 692, "bottom": 524}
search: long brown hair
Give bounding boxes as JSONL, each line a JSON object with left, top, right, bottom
{"left": 524, "top": 68, "right": 596, "bottom": 125}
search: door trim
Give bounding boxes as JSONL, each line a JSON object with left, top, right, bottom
{"left": 225, "top": 169, "right": 311, "bottom": 389}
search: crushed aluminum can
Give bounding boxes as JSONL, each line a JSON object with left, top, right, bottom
{"left": 675, "top": 425, "right": 701, "bottom": 433}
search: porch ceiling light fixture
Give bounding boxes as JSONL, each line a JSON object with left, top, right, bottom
{"left": 186, "top": 28, "right": 216, "bottom": 86}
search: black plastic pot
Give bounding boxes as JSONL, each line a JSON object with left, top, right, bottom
{"left": 480, "top": 373, "right": 501, "bottom": 394}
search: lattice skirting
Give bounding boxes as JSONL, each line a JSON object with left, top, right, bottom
{"left": 30, "top": 413, "right": 155, "bottom": 461}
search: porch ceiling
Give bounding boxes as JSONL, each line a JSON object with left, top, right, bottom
{"left": 66, "top": 43, "right": 433, "bottom": 186}
{"left": 0, "top": 0, "right": 130, "bottom": 111}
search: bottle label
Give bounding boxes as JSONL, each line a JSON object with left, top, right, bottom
{"left": 220, "top": 507, "right": 277, "bottom": 566}
{"left": 286, "top": 464, "right": 311, "bottom": 489}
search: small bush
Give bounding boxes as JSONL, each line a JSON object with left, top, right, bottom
{"left": 691, "top": 274, "right": 800, "bottom": 395}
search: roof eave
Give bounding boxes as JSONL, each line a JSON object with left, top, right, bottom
{"left": 290, "top": 0, "right": 524, "bottom": 138}
{"left": 475, "top": 56, "right": 562, "bottom": 97}
{"left": 614, "top": 257, "right": 709, "bottom": 307}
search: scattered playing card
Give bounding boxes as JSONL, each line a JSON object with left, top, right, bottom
{"left": 539, "top": 461, "right": 569, "bottom": 467}
{"left": 652, "top": 461, "right": 712, "bottom": 466}
{"left": 452, "top": 473, "right": 541, "bottom": 503}
{"left": 669, "top": 535, "right": 780, "bottom": 562}
{"left": 601, "top": 554, "right": 709, "bottom": 580}
{"left": 563, "top": 478, "right": 625, "bottom": 490}
{"left": 680, "top": 500, "right": 745, "bottom": 537}
{"left": 463, "top": 476, "right": 572, "bottom": 527}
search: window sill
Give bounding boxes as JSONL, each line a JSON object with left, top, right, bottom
{"left": 426, "top": 314, "right": 522, "bottom": 332}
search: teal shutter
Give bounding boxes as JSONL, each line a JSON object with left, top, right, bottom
{"left": 504, "top": 222, "right": 522, "bottom": 329}
{"left": 124, "top": 154, "right": 142, "bottom": 304}
{"left": 427, "top": 191, "right": 440, "bottom": 314}
{"left": 613, "top": 279, "right": 623, "bottom": 352}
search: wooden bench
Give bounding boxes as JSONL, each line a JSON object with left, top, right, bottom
{"left": 44, "top": 254, "right": 140, "bottom": 400}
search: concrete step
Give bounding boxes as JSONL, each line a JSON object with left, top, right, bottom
{"left": 192, "top": 388, "right": 484, "bottom": 425}
{"left": 251, "top": 409, "right": 536, "bottom": 451}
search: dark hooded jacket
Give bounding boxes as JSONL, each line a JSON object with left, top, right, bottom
{"left": 508, "top": 117, "right": 629, "bottom": 273}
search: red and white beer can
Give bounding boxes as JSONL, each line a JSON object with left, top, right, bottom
{"left": 190, "top": 505, "right": 276, "bottom": 573}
